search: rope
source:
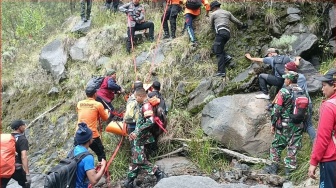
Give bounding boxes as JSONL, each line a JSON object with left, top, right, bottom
{"left": 145, "top": 0, "right": 170, "bottom": 83}
{"left": 105, "top": 136, "right": 124, "bottom": 187}
{"left": 127, "top": 14, "right": 138, "bottom": 81}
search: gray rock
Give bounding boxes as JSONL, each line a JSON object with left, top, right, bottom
{"left": 96, "top": 56, "right": 111, "bottom": 67}
{"left": 282, "top": 181, "right": 293, "bottom": 188}
{"left": 284, "top": 23, "right": 308, "bottom": 35}
{"left": 135, "top": 46, "right": 165, "bottom": 67}
{"left": 71, "top": 19, "right": 91, "bottom": 33}
{"left": 70, "top": 37, "right": 89, "bottom": 61}
{"left": 291, "top": 33, "right": 318, "bottom": 56}
{"left": 155, "top": 157, "right": 198, "bottom": 176}
{"left": 47, "top": 87, "right": 59, "bottom": 96}
{"left": 232, "top": 63, "right": 260, "bottom": 83}
{"left": 329, "top": 39, "right": 336, "bottom": 55}
{"left": 154, "top": 175, "right": 220, "bottom": 188}
{"left": 297, "top": 59, "right": 322, "bottom": 93}
{"left": 176, "top": 81, "right": 187, "bottom": 95}
{"left": 39, "top": 38, "right": 68, "bottom": 82}
{"left": 287, "top": 7, "right": 301, "bottom": 14}
{"left": 201, "top": 93, "right": 272, "bottom": 156}
{"left": 287, "top": 14, "right": 301, "bottom": 23}
{"left": 188, "top": 78, "right": 215, "bottom": 112}
{"left": 7, "top": 174, "right": 45, "bottom": 188}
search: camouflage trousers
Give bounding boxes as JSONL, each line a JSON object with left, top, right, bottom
{"left": 80, "top": 0, "right": 92, "bottom": 19}
{"left": 127, "top": 144, "right": 157, "bottom": 178}
{"left": 270, "top": 123, "right": 303, "bottom": 169}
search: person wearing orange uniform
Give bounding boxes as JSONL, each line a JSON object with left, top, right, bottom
{"left": 161, "top": 0, "right": 182, "bottom": 39}
{"left": 183, "top": 0, "right": 210, "bottom": 45}
{"left": 76, "top": 85, "right": 109, "bottom": 162}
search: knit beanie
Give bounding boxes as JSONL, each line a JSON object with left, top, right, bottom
{"left": 75, "top": 123, "right": 93, "bottom": 144}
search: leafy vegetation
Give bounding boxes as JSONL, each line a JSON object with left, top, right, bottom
{"left": 2, "top": 0, "right": 335, "bottom": 185}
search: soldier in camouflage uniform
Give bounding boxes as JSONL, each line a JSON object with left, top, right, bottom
{"left": 125, "top": 88, "right": 165, "bottom": 188}
{"left": 263, "top": 71, "right": 304, "bottom": 177}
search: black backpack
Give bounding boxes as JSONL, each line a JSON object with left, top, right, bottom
{"left": 86, "top": 76, "right": 105, "bottom": 91}
{"left": 272, "top": 55, "right": 291, "bottom": 76}
{"left": 289, "top": 87, "right": 309, "bottom": 124}
{"left": 44, "top": 150, "right": 91, "bottom": 188}
{"left": 186, "top": 0, "right": 202, "bottom": 10}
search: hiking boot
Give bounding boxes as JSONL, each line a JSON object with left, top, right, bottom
{"left": 255, "top": 93, "right": 270, "bottom": 100}
{"left": 124, "top": 178, "right": 135, "bottom": 188}
{"left": 171, "top": 33, "right": 176, "bottom": 39}
{"left": 149, "top": 37, "right": 154, "bottom": 42}
{"left": 154, "top": 168, "right": 166, "bottom": 182}
{"left": 262, "top": 163, "right": 278, "bottom": 175}
{"left": 214, "top": 72, "right": 226, "bottom": 77}
{"left": 223, "top": 55, "right": 232, "bottom": 64}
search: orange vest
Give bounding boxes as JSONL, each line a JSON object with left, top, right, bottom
{"left": 183, "top": 0, "right": 210, "bottom": 16}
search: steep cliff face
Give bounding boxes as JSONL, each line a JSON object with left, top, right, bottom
{"left": 1, "top": 1, "right": 335, "bottom": 186}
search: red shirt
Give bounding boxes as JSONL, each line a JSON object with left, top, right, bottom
{"left": 310, "top": 92, "right": 336, "bottom": 166}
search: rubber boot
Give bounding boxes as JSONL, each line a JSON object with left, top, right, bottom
{"left": 154, "top": 168, "right": 166, "bottom": 182}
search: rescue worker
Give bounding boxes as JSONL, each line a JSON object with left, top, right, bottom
{"left": 77, "top": 85, "right": 109, "bottom": 162}
{"left": 263, "top": 71, "right": 304, "bottom": 177}
{"left": 125, "top": 88, "right": 165, "bottom": 188}
{"left": 161, "top": 0, "right": 182, "bottom": 39}
{"left": 209, "top": 1, "right": 247, "bottom": 77}
{"left": 124, "top": 81, "right": 143, "bottom": 134}
{"left": 183, "top": 0, "right": 210, "bottom": 45}
{"left": 119, "top": 0, "right": 155, "bottom": 53}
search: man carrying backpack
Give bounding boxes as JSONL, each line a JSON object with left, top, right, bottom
{"left": 148, "top": 81, "right": 167, "bottom": 114}
{"left": 125, "top": 88, "right": 165, "bottom": 188}
{"left": 263, "top": 71, "right": 305, "bottom": 177}
{"left": 80, "top": 0, "right": 92, "bottom": 22}
{"left": 124, "top": 81, "right": 143, "bottom": 134}
{"left": 183, "top": 0, "right": 210, "bottom": 45}
{"left": 96, "top": 69, "right": 123, "bottom": 117}
{"left": 161, "top": 0, "right": 182, "bottom": 39}
{"left": 284, "top": 61, "right": 316, "bottom": 142}
{"left": 74, "top": 123, "right": 106, "bottom": 187}
{"left": 77, "top": 85, "right": 109, "bottom": 162}
{"left": 308, "top": 69, "right": 336, "bottom": 187}
{"left": 1, "top": 120, "right": 31, "bottom": 188}
{"left": 210, "top": 1, "right": 247, "bottom": 77}
{"left": 119, "top": 0, "right": 155, "bottom": 53}
{"left": 245, "top": 48, "right": 291, "bottom": 100}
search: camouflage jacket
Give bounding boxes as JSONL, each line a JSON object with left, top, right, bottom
{"left": 271, "top": 85, "right": 296, "bottom": 126}
{"left": 133, "top": 103, "right": 155, "bottom": 146}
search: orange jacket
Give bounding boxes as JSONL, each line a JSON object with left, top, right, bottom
{"left": 183, "top": 0, "right": 210, "bottom": 16}
{"left": 77, "top": 98, "right": 109, "bottom": 138}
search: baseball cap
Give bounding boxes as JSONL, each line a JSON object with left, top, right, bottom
{"left": 315, "top": 68, "right": 336, "bottom": 82}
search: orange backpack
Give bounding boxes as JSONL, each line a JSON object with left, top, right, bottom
{"left": 0, "top": 134, "right": 17, "bottom": 178}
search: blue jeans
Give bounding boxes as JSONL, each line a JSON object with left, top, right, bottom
{"left": 304, "top": 103, "right": 316, "bottom": 142}
{"left": 185, "top": 13, "right": 197, "bottom": 42}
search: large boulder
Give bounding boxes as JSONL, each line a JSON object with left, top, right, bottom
{"left": 290, "top": 33, "right": 318, "bottom": 56}
{"left": 329, "top": 5, "right": 336, "bottom": 37}
{"left": 71, "top": 19, "right": 91, "bottom": 33}
{"left": 284, "top": 23, "right": 308, "bottom": 35}
{"left": 39, "top": 38, "right": 68, "bottom": 82}
{"left": 201, "top": 93, "right": 272, "bottom": 156}
{"left": 135, "top": 46, "right": 165, "bottom": 67}
{"left": 70, "top": 37, "right": 89, "bottom": 61}
{"left": 297, "top": 59, "right": 322, "bottom": 93}
{"left": 287, "top": 14, "right": 301, "bottom": 24}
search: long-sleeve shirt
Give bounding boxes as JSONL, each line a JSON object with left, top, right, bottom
{"left": 310, "top": 93, "right": 336, "bottom": 166}
{"left": 133, "top": 103, "right": 155, "bottom": 146}
{"left": 119, "top": 2, "right": 145, "bottom": 27}
{"left": 124, "top": 94, "right": 140, "bottom": 124}
{"left": 210, "top": 9, "right": 243, "bottom": 33}
{"left": 183, "top": 0, "right": 210, "bottom": 16}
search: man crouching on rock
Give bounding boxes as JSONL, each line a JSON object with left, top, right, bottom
{"left": 125, "top": 88, "right": 165, "bottom": 188}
